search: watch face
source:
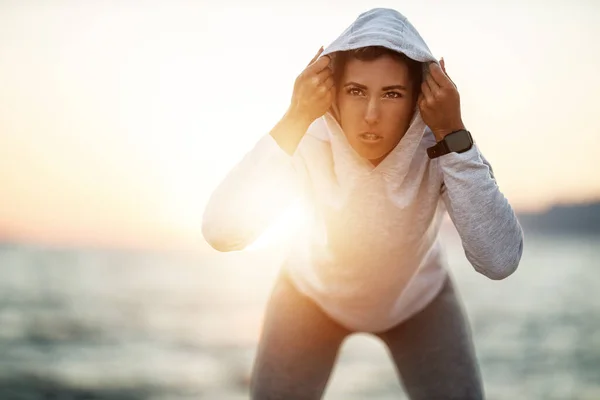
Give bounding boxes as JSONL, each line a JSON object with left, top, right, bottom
{"left": 446, "top": 130, "right": 472, "bottom": 152}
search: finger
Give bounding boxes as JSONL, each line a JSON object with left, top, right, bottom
{"left": 321, "top": 75, "right": 334, "bottom": 91}
{"left": 421, "top": 81, "right": 434, "bottom": 106}
{"left": 307, "top": 46, "right": 324, "bottom": 67}
{"left": 439, "top": 58, "right": 449, "bottom": 80}
{"left": 417, "top": 92, "right": 424, "bottom": 108}
{"left": 425, "top": 72, "right": 440, "bottom": 97}
{"left": 440, "top": 59, "right": 450, "bottom": 82}
{"left": 306, "top": 68, "right": 331, "bottom": 88}
{"left": 417, "top": 92, "right": 428, "bottom": 113}
{"left": 440, "top": 58, "right": 457, "bottom": 89}
{"left": 428, "top": 62, "right": 453, "bottom": 89}
{"left": 315, "top": 67, "right": 332, "bottom": 84}
{"left": 446, "top": 74, "right": 456, "bottom": 89}
{"left": 306, "top": 54, "right": 331, "bottom": 74}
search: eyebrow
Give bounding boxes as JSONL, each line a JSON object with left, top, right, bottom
{"left": 343, "top": 81, "right": 408, "bottom": 91}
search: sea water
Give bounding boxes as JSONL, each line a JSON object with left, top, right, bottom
{"left": 0, "top": 228, "right": 598, "bottom": 399}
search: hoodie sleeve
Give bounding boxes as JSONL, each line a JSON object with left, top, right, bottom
{"left": 439, "top": 143, "right": 524, "bottom": 280}
{"left": 201, "top": 133, "right": 305, "bottom": 252}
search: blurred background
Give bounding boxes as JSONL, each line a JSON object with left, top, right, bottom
{"left": 1, "top": 0, "right": 599, "bottom": 399}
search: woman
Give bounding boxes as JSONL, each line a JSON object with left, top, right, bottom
{"left": 202, "top": 8, "right": 523, "bottom": 400}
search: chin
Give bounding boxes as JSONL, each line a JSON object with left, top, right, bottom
{"left": 353, "top": 146, "right": 391, "bottom": 165}
{"left": 368, "top": 153, "right": 390, "bottom": 166}
{"left": 346, "top": 134, "right": 397, "bottom": 165}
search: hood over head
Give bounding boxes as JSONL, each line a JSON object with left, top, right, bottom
{"left": 322, "top": 8, "right": 437, "bottom": 62}
{"left": 321, "top": 7, "right": 438, "bottom": 123}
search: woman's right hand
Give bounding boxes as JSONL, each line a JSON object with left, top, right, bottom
{"left": 288, "top": 47, "right": 334, "bottom": 125}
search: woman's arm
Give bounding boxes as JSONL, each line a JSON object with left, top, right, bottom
{"left": 201, "top": 112, "right": 310, "bottom": 252}
{"left": 202, "top": 47, "right": 333, "bottom": 252}
{"left": 439, "top": 144, "right": 524, "bottom": 280}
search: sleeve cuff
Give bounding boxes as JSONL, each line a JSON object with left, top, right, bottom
{"left": 244, "top": 133, "right": 295, "bottom": 169}
{"left": 437, "top": 142, "right": 483, "bottom": 169}
{"left": 254, "top": 133, "right": 295, "bottom": 162}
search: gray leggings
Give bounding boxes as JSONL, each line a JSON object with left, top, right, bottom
{"left": 250, "top": 270, "right": 484, "bottom": 399}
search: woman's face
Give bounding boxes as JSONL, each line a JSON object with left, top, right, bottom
{"left": 336, "top": 55, "right": 418, "bottom": 166}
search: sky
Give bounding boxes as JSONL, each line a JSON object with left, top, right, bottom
{"left": 0, "top": 0, "right": 599, "bottom": 251}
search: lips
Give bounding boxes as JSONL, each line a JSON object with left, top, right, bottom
{"left": 358, "top": 132, "right": 383, "bottom": 140}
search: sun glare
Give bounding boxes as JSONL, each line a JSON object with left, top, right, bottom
{"left": 246, "top": 199, "right": 308, "bottom": 251}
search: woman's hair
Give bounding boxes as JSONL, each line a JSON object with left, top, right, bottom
{"left": 331, "top": 46, "right": 423, "bottom": 98}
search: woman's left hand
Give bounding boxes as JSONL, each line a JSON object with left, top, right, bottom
{"left": 418, "top": 58, "right": 466, "bottom": 142}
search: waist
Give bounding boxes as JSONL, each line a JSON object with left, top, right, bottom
{"left": 283, "top": 244, "right": 449, "bottom": 332}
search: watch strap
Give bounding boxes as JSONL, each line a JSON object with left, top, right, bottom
{"left": 427, "top": 129, "right": 472, "bottom": 159}
{"left": 427, "top": 140, "right": 450, "bottom": 159}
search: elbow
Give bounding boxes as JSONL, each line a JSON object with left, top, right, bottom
{"left": 203, "top": 235, "right": 236, "bottom": 253}
{"left": 478, "top": 260, "right": 519, "bottom": 281}
{"left": 201, "top": 217, "right": 244, "bottom": 253}
{"left": 201, "top": 224, "right": 229, "bottom": 252}
{"left": 472, "top": 236, "right": 524, "bottom": 281}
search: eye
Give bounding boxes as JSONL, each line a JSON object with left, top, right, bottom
{"left": 346, "top": 87, "right": 365, "bottom": 96}
{"left": 384, "top": 92, "right": 403, "bottom": 99}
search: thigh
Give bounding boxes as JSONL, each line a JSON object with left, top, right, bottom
{"left": 250, "top": 270, "right": 351, "bottom": 400}
{"left": 376, "top": 276, "right": 485, "bottom": 400}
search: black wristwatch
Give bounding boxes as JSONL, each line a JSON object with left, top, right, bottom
{"left": 427, "top": 129, "right": 473, "bottom": 159}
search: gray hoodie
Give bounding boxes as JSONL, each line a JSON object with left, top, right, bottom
{"left": 202, "top": 8, "right": 524, "bottom": 333}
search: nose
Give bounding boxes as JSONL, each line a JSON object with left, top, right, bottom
{"left": 364, "top": 97, "right": 380, "bottom": 125}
